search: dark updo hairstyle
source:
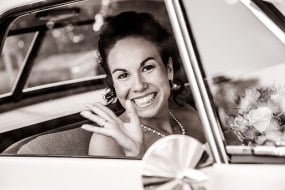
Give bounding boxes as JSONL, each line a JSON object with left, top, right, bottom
{"left": 98, "top": 11, "right": 183, "bottom": 105}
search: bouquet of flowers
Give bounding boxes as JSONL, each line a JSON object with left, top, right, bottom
{"left": 226, "top": 85, "right": 285, "bottom": 145}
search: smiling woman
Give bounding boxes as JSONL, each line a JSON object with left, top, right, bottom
{"left": 80, "top": 11, "right": 205, "bottom": 158}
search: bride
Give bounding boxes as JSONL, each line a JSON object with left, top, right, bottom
{"left": 80, "top": 11, "right": 205, "bottom": 158}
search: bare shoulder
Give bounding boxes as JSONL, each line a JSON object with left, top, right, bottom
{"left": 170, "top": 102, "right": 206, "bottom": 143}
{"left": 89, "top": 133, "right": 124, "bottom": 157}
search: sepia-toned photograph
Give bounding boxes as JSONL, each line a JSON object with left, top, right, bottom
{"left": 0, "top": 0, "right": 285, "bottom": 189}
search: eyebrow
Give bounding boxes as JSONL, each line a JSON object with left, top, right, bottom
{"left": 111, "top": 57, "right": 155, "bottom": 74}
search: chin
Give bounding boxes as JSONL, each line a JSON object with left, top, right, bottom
{"left": 136, "top": 110, "right": 158, "bottom": 119}
{"left": 135, "top": 102, "right": 167, "bottom": 119}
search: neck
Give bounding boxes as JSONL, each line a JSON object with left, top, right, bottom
{"left": 140, "top": 109, "right": 173, "bottom": 134}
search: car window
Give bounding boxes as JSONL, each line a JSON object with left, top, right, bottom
{"left": 25, "top": 24, "right": 103, "bottom": 88}
{"left": 0, "top": 0, "right": 209, "bottom": 161}
{"left": 1, "top": 8, "right": 104, "bottom": 94}
{"left": 0, "top": 33, "right": 35, "bottom": 95}
{"left": 184, "top": 0, "right": 285, "bottom": 155}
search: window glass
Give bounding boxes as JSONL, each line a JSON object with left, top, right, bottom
{"left": 185, "top": 0, "right": 285, "bottom": 146}
{"left": 0, "top": 33, "right": 34, "bottom": 95}
{"left": 25, "top": 24, "right": 104, "bottom": 88}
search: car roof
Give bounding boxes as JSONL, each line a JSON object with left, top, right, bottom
{"left": 0, "top": 0, "right": 42, "bottom": 12}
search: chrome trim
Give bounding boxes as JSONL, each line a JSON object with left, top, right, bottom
{"left": 11, "top": 31, "right": 42, "bottom": 98}
{"left": 164, "top": 0, "right": 228, "bottom": 163}
{"left": 241, "top": 0, "right": 285, "bottom": 45}
{"left": 253, "top": 146, "right": 285, "bottom": 156}
{"left": 23, "top": 74, "right": 106, "bottom": 92}
{"left": 227, "top": 145, "right": 285, "bottom": 156}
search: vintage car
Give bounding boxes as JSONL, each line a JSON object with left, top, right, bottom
{"left": 0, "top": 0, "right": 285, "bottom": 189}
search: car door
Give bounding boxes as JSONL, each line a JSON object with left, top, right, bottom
{"left": 170, "top": 0, "right": 285, "bottom": 189}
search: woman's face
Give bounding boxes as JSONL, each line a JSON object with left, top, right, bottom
{"left": 107, "top": 37, "right": 173, "bottom": 118}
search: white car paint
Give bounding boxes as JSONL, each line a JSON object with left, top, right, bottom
{"left": 0, "top": 156, "right": 143, "bottom": 190}
{"left": 202, "top": 164, "right": 285, "bottom": 190}
{"left": 0, "top": 0, "right": 44, "bottom": 15}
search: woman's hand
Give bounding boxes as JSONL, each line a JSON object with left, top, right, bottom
{"left": 80, "top": 100, "right": 144, "bottom": 157}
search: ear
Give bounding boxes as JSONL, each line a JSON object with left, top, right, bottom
{"left": 167, "top": 57, "right": 174, "bottom": 81}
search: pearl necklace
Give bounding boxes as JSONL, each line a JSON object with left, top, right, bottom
{"left": 140, "top": 112, "right": 186, "bottom": 137}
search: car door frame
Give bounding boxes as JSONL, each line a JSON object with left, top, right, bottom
{"left": 165, "top": 0, "right": 228, "bottom": 164}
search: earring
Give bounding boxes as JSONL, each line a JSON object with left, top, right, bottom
{"left": 170, "top": 80, "right": 181, "bottom": 91}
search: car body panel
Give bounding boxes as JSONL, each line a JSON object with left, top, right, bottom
{"left": 0, "top": 0, "right": 43, "bottom": 14}
{"left": 0, "top": 156, "right": 143, "bottom": 190}
{"left": 0, "top": 89, "right": 105, "bottom": 133}
{"left": 1, "top": 156, "right": 285, "bottom": 190}
{"left": 202, "top": 164, "right": 285, "bottom": 190}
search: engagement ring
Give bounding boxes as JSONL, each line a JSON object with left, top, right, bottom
{"left": 100, "top": 120, "right": 108, "bottom": 127}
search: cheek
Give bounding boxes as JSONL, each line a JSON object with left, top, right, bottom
{"left": 156, "top": 73, "right": 171, "bottom": 92}
{"left": 161, "top": 80, "right": 171, "bottom": 97}
{"left": 146, "top": 74, "right": 171, "bottom": 99}
{"left": 160, "top": 78, "right": 172, "bottom": 100}
{"left": 113, "top": 81, "right": 129, "bottom": 100}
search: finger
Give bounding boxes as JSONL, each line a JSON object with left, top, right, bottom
{"left": 80, "top": 111, "right": 109, "bottom": 127}
{"left": 86, "top": 103, "right": 120, "bottom": 123}
{"left": 93, "top": 103, "right": 123, "bottom": 124}
{"left": 95, "top": 102, "right": 118, "bottom": 118}
{"left": 81, "top": 124, "right": 113, "bottom": 137}
{"left": 125, "top": 100, "right": 140, "bottom": 125}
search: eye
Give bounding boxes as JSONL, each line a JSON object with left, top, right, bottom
{"left": 142, "top": 64, "right": 155, "bottom": 72}
{"left": 117, "top": 72, "right": 129, "bottom": 80}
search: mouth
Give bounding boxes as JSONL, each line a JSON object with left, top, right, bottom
{"left": 131, "top": 92, "right": 157, "bottom": 108}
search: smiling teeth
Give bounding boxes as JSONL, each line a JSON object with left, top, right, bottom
{"left": 133, "top": 93, "right": 156, "bottom": 107}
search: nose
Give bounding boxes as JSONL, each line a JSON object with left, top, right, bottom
{"left": 132, "top": 74, "right": 147, "bottom": 92}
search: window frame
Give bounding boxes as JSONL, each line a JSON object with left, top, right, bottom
{"left": 0, "top": 0, "right": 105, "bottom": 108}
{"left": 165, "top": 0, "right": 228, "bottom": 164}
{"left": 240, "top": 0, "right": 285, "bottom": 44}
